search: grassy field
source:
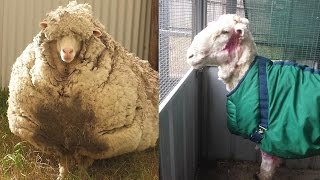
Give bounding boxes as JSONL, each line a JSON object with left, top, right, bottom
{"left": 0, "top": 88, "right": 159, "bottom": 180}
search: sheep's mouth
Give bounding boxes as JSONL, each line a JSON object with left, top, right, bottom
{"left": 187, "top": 52, "right": 209, "bottom": 68}
{"left": 222, "top": 33, "right": 240, "bottom": 53}
{"left": 62, "top": 58, "right": 73, "bottom": 63}
{"left": 191, "top": 60, "right": 203, "bottom": 66}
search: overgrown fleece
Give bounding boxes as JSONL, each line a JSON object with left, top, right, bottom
{"left": 7, "top": 1, "right": 158, "bottom": 177}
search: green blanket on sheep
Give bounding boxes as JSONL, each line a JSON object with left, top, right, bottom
{"left": 227, "top": 56, "right": 320, "bottom": 159}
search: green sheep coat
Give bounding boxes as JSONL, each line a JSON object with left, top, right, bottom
{"left": 227, "top": 56, "right": 320, "bottom": 159}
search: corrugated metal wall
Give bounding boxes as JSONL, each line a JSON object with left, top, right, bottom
{"left": 159, "top": 69, "right": 199, "bottom": 180}
{"left": 202, "top": 67, "right": 258, "bottom": 161}
{"left": 0, "top": 0, "right": 151, "bottom": 88}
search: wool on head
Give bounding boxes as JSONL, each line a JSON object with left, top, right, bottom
{"left": 42, "top": 1, "right": 96, "bottom": 40}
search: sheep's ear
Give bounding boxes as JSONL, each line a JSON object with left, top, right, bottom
{"left": 93, "top": 29, "right": 102, "bottom": 37}
{"left": 233, "top": 15, "right": 241, "bottom": 23}
{"left": 39, "top": 21, "right": 48, "bottom": 30}
{"left": 240, "top": 17, "right": 249, "bottom": 25}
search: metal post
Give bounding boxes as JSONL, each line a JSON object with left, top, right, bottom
{"left": 192, "top": 0, "right": 207, "bottom": 37}
{"left": 192, "top": 0, "right": 208, "bottom": 171}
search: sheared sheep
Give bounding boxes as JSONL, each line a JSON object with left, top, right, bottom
{"left": 187, "top": 14, "right": 320, "bottom": 180}
{"left": 7, "top": 1, "right": 158, "bottom": 179}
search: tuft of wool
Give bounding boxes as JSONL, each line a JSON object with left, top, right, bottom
{"left": 7, "top": 0, "right": 158, "bottom": 165}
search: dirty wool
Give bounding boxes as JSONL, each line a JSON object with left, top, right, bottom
{"left": 7, "top": 1, "right": 158, "bottom": 178}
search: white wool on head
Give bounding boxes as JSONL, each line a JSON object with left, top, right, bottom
{"left": 187, "top": 14, "right": 257, "bottom": 91}
{"left": 42, "top": 1, "right": 95, "bottom": 40}
{"left": 187, "top": 14, "right": 255, "bottom": 68}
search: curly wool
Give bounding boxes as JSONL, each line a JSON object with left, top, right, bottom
{"left": 7, "top": 1, "right": 158, "bottom": 161}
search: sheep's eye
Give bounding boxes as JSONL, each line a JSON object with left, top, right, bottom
{"left": 221, "top": 30, "right": 229, "bottom": 34}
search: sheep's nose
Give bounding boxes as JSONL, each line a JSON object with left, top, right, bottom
{"left": 187, "top": 49, "right": 195, "bottom": 59}
{"left": 236, "top": 29, "right": 242, "bottom": 35}
{"left": 188, "top": 54, "right": 194, "bottom": 59}
{"left": 234, "top": 24, "right": 246, "bottom": 37}
{"left": 63, "top": 48, "right": 73, "bottom": 54}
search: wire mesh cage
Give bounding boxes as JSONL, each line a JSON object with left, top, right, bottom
{"left": 207, "top": 0, "right": 320, "bottom": 67}
{"left": 207, "top": 0, "right": 245, "bottom": 21}
{"left": 159, "top": 0, "right": 193, "bottom": 103}
{"left": 160, "top": 0, "right": 320, "bottom": 103}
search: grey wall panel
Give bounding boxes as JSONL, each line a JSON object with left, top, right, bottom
{"left": 203, "top": 67, "right": 258, "bottom": 161}
{"left": 0, "top": 0, "right": 151, "bottom": 88}
{"left": 160, "top": 69, "right": 199, "bottom": 180}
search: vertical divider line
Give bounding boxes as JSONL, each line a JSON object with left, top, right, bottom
{"left": 192, "top": 0, "right": 207, "bottom": 175}
{"left": 0, "top": 0, "right": 4, "bottom": 88}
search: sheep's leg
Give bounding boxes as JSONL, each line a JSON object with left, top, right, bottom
{"left": 57, "top": 156, "right": 70, "bottom": 180}
{"left": 257, "top": 150, "right": 282, "bottom": 180}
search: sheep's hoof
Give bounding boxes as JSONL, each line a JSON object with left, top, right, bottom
{"left": 57, "top": 171, "right": 67, "bottom": 180}
{"left": 58, "top": 162, "right": 69, "bottom": 180}
{"left": 255, "top": 173, "right": 273, "bottom": 180}
{"left": 253, "top": 172, "right": 273, "bottom": 180}
{"left": 56, "top": 174, "right": 64, "bottom": 180}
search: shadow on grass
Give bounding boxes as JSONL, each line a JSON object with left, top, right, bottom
{"left": 0, "top": 88, "right": 8, "bottom": 119}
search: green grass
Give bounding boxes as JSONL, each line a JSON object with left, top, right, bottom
{"left": 1, "top": 142, "right": 28, "bottom": 177}
{"left": 0, "top": 88, "right": 159, "bottom": 179}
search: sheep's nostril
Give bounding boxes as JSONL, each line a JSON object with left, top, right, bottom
{"left": 188, "top": 54, "right": 194, "bottom": 59}
{"left": 236, "top": 29, "right": 242, "bottom": 35}
{"left": 63, "top": 48, "right": 73, "bottom": 54}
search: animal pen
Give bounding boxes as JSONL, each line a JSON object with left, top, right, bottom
{"left": 159, "top": 0, "right": 320, "bottom": 179}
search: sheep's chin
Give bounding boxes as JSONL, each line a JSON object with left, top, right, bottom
{"left": 206, "top": 50, "right": 228, "bottom": 65}
{"left": 61, "top": 58, "right": 74, "bottom": 63}
{"left": 187, "top": 58, "right": 207, "bottom": 69}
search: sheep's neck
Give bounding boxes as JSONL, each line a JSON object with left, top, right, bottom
{"left": 218, "top": 40, "right": 257, "bottom": 92}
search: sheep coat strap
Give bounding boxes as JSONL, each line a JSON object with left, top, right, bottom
{"left": 226, "top": 56, "right": 320, "bottom": 159}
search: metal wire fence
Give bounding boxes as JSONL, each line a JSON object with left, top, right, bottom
{"left": 159, "top": 0, "right": 193, "bottom": 103}
{"left": 160, "top": 0, "right": 320, "bottom": 103}
{"left": 207, "top": 0, "right": 320, "bottom": 67}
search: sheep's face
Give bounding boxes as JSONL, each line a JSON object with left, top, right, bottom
{"left": 39, "top": 21, "right": 102, "bottom": 63}
{"left": 187, "top": 14, "right": 250, "bottom": 69}
{"left": 56, "top": 36, "right": 81, "bottom": 63}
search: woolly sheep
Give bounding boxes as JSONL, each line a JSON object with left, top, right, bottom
{"left": 187, "top": 14, "right": 320, "bottom": 180}
{"left": 7, "top": 1, "right": 158, "bottom": 179}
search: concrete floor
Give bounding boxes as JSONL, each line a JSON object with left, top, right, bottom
{"left": 197, "top": 160, "right": 320, "bottom": 180}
